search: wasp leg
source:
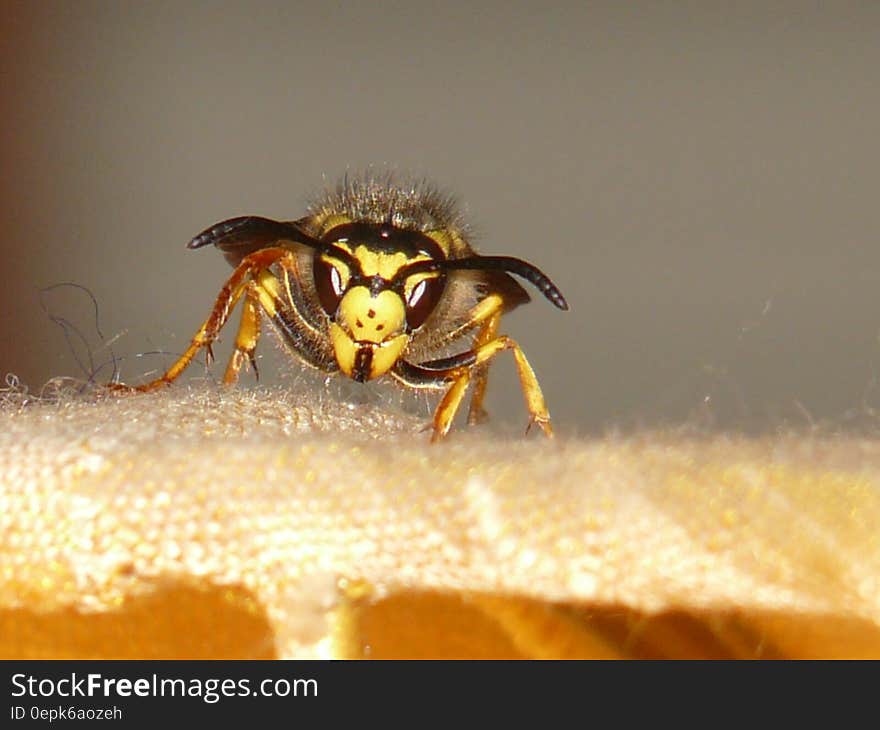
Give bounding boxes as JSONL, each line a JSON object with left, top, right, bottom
{"left": 425, "top": 291, "right": 506, "bottom": 427}
{"left": 252, "top": 265, "right": 338, "bottom": 371}
{"left": 411, "top": 292, "right": 507, "bottom": 426}
{"left": 393, "top": 334, "right": 553, "bottom": 441}
{"left": 446, "top": 336, "right": 552, "bottom": 440}
{"left": 434, "top": 370, "right": 472, "bottom": 441}
{"left": 223, "top": 284, "right": 262, "bottom": 384}
{"left": 108, "top": 247, "right": 291, "bottom": 393}
{"left": 466, "top": 305, "right": 502, "bottom": 426}
{"left": 483, "top": 336, "right": 553, "bottom": 438}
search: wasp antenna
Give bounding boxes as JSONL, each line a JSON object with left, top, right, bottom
{"left": 441, "top": 256, "right": 569, "bottom": 310}
{"left": 187, "top": 216, "right": 324, "bottom": 252}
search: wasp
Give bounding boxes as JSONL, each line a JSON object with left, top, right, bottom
{"left": 111, "top": 175, "right": 568, "bottom": 440}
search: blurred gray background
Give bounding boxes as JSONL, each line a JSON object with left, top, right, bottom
{"left": 2, "top": 1, "right": 879, "bottom": 434}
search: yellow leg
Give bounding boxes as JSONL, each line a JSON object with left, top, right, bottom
{"left": 118, "top": 283, "right": 246, "bottom": 393}
{"left": 107, "top": 247, "right": 290, "bottom": 393}
{"left": 430, "top": 292, "right": 507, "bottom": 427}
{"left": 431, "top": 334, "right": 553, "bottom": 441}
{"left": 466, "top": 308, "right": 501, "bottom": 426}
{"left": 431, "top": 370, "right": 472, "bottom": 442}
{"left": 223, "top": 287, "right": 262, "bottom": 384}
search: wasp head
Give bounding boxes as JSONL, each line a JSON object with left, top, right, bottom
{"left": 312, "top": 221, "right": 447, "bottom": 381}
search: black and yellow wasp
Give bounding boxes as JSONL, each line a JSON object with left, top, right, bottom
{"left": 112, "top": 175, "right": 568, "bottom": 440}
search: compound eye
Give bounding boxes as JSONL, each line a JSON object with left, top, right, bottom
{"left": 314, "top": 256, "right": 346, "bottom": 315}
{"left": 405, "top": 275, "right": 446, "bottom": 330}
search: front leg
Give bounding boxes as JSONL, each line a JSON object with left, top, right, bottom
{"left": 393, "top": 336, "right": 553, "bottom": 441}
{"left": 108, "top": 247, "right": 291, "bottom": 393}
{"left": 223, "top": 284, "right": 262, "bottom": 384}
{"left": 466, "top": 306, "right": 501, "bottom": 426}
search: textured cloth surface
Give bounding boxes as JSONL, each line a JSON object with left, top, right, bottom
{"left": 2, "top": 385, "right": 879, "bottom": 658}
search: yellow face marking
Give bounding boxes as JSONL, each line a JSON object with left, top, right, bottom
{"left": 336, "top": 286, "right": 406, "bottom": 344}
{"left": 329, "top": 324, "right": 408, "bottom": 380}
{"left": 319, "top": 252, "right": 352, "bottom": 291}
{"left": 330, "top": 242, "right": 432, "bottom": 281}
{"left": 329, "top": 285, "right": 410, "bottom": 380}
{"left": 402, "top": 271, "right": 440, "bottom": 300}
{"left": 329, "top": 322, "right": 359, "bottom": 377}
{"left": 316, "top": 235, "right": 443, "bottom": 379}
{"left": 354, "top": 247, "right": 409, "bottom": 279}
{"left": 368, "top": 333, "right": 408, "bottom": 379}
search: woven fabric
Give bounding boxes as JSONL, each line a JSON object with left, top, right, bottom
{"left": 2, "top": 386, "right": 879, "bottom": 658}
